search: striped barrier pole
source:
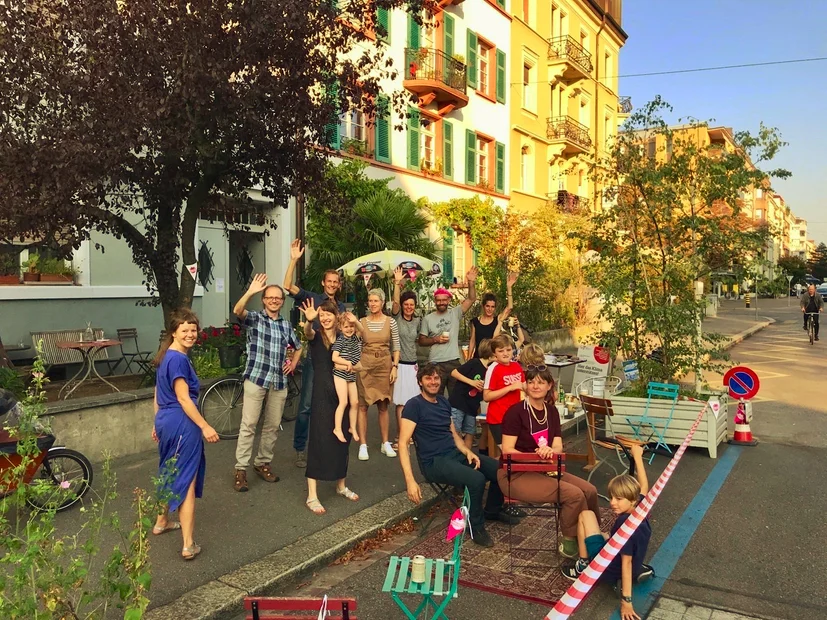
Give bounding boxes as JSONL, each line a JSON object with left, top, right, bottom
{"left": 545, "top": 402, "right": 710, "bottom": 620}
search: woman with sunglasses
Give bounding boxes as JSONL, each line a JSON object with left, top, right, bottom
{"left": 497, "top": 364, "right": 599, "bottom": 560}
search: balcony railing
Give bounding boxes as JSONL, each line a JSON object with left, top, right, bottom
{"left": 546, "top": 116, "right": 592, "bottom": 152}
{"left": 404, "top": 47, "right": 467, "bottom": 94}
{"left": 547, "top": 35, "right": 593, "bottom": 76}
{"left": 550, "top": 191, "right": 590, "bottom": 215}
{"left": 618, "top": 96, "right": 633, "bottom": 114}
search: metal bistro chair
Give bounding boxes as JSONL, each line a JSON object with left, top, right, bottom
{"left": 624, "top": 381, "right": 680, "bottom": 464}
{"left": 500, "top": 452, "right": 565, "bottom": 572}
{"left": 115, "top": 328, "right": 153, "bottom": 376}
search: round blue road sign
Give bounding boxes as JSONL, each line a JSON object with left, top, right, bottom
{"left": 723, "top": 366, "right": 760, "bottom": 400}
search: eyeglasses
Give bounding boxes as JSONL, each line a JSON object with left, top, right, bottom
{"left": 263, "top": 296, "right": 284, "bottom": 301}
{"left": 524, "top": 364, "right": 548, "bottom": 372}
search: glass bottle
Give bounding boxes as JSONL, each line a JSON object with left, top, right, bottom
{"left": 84, "top": 322, "right": 95, "bottom": 342}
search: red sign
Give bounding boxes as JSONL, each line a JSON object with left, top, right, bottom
{"left": 593, "top": 346, "right": 610, "bottom": 365}
{"left": 723, "top": 366, "right": 760, "bottom": 400}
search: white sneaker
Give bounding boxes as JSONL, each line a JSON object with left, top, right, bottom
{"left": 358, "top": 444, "right": 369, "bottom": 461}
{"left": 381, "top": 442, "right": 397, "bottom": 458}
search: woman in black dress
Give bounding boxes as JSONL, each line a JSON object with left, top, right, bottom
{"left": 468, "top": 272, "right": 518, "bottom": 358}
{"left": 300, "top": 298, "right": 359, "bottom": 515}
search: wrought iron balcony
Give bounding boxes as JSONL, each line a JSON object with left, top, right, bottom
{"left": 547, "top": 35, "right": 593, "bottom": 81}
{"left": 618, "top": 96, "right": 632, "bottom": 114}
{"left": 550, "top": 191, "right": 590, "bottom": 215}
{"left": 403, "top": 47, "right": 468, "bottom": 113}
{"left": 546, "top": 116, "right": 592, "bottom": 154}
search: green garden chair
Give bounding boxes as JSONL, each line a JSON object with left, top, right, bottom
{"left": 382, "top": 489, "right": 470, "bottom": 619}
{"left": 624, "top": 381, "right": 680, "bottom": 463}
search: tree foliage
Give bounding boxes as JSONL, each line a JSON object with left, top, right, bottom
{"left": 807, "top": 243, "right": 827, "bottom": 282}
{"left": 777, "top": 255, "right": 808, "bottom": 286}
{"left": 586, "top": 97, "right": 790, "bottom": 382}
{"left": 0, "top": 0, "right": 425, "bottom": 325}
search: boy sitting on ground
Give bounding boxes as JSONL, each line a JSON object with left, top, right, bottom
{"left": 561, "top": 444, "right": 654, "bottom": 620}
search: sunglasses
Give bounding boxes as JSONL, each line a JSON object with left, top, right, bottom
{"left": 524, "top": 364, "right": 548, "bottom": 372}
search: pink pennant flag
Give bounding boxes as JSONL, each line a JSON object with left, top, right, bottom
{"left": 407, "top": 268, "right": 418, "bottom": 281}
{"left": 446, "top": 506, "right": 469, "bottom": 541}
{"left": 362, "top": 274, "right": 372, "bottom": 287}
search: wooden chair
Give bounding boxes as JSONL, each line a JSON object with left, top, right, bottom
{"left": 500, "top": 452, "right": 565, "bottom": 572}
{"left": 624, "top": 382, "right": 679, "bottom": 463}
{"left": 580, "top": 394, "right": 647, "bottom": 491}
{"left": 382, "top": 488, "right": 470, "bottom": 620}
{"left": 243, "top": 597, "right": 356, "bottom": 619}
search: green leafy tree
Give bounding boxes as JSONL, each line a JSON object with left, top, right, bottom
{"left": 777, "top": 255, "right": 808, "bottom": 286}
{"left": 0, "top": 0, "right": 426, "bottom": 326}
{"left": 808, "top": 243, "right": 827, "bottom": 282}
{"left": 586, "top": 97, "right": 790, "bottom": 383}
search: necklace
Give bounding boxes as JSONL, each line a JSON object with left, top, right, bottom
{"left": 525, "top": 399, "right": 548, "bottom": 427}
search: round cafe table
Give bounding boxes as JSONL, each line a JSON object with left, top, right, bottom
{"left": 56, "top": 340, "right": 122, "bottom": 400}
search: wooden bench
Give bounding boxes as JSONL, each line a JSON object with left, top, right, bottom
{"left": 30, "top": 329, "right": 120, "bottom": 376}
{"left": 243, "top": 597, "right": 356, "bottom": 619}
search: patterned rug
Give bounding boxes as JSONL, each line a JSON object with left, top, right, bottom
{"left": 403, "top": 507, "right": 616, "bottom": 606}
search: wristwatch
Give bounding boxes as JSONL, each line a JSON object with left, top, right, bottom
{"left": 621, "top": 596, "right": 633, "bottom": 603}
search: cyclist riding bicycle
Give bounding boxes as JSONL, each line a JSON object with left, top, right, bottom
{"left": 800, "top": 284, "right": 824, "bottom": 341}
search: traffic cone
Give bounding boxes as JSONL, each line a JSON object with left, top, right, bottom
{"left": 728, "top": 399, "right": 758, "bottom": 446}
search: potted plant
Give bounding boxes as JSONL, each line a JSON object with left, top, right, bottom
{"left": 37, "top": 257, "right": 78, "bottom": 284}
{"left": 202, "top": 323, "right": 246, "bottom": 369}
{"left": 0, "top": 252, "right": 21, "bottom": 285}
{"left": 21, "top": 254, "right": 40, "bottom": 283}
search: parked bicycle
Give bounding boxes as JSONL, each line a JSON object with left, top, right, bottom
{"left": 805, "top": 312, "right": 819, "bottom": 346}
{"left": 198, "top": 369, "right": 302, "bottom": 439}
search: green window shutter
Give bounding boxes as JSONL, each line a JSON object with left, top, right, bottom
{"left": 495, "top": 49, "right": 506, "bottom": 103}
{"left": 496, "top": 0, "right": 505, "bottom": 8}
{"left": 376, "top": 8, "right": 390, "bottom": 43}
{"left": 323, "top": 82, "right": 340, "bottom": 149}
{"left": 374, "top": 95, "right": 391, "bottom": 163}
{"left": 467, "top": 30, "right": 478, "bottom": 88}
{"left": 465, "top": 129, "right": 476, "bottom": 185}
{"left": 442, "top": 120, "right": 454, "bottom": 179}
{"left": 443, "top": 14, "right": 455, "bottom": 57}
{"left": 407, "top": 107, "right": 420, "bottom": 170}
{"left": 407, "top": 14, "right": 420, "bottom": 49}
{"left": 442, "top": 228, "right": 455, "bottom": 284}
{"left": 495, "top": 141, "right": 505, "bottom": 193}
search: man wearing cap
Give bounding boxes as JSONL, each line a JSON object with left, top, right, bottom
{"left": 418, "top": 266, "right": 478, "bottom": 395}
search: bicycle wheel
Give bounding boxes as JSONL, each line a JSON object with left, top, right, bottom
{"left": 26, "top": 448, "right": 93, "bottom": 512}
{"left": 810, "top": 321, "right": 815, "bottom": 345}
{"left": 281, "top": 372, "right": 303, "bottom": 422}
{"left": 199, "top": 376, "right": 245, "bottom": 439}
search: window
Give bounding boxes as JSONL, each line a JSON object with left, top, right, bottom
{"left": 603, "top": 112, "right": 612, "bottom": 151}
{"left": 646, "top": 139, "right": 656, "bottom": 159}
{"left": 454, "top": 232, "right": 467, "bottom": 280}
{"left": 421, "top": 119, "right": 435, "bottom": 169}
{"left": 520, "top": 145, "right": 533, "bottom": 193}
{"left": 604, "top": 52, "right": 611, "bottom": 89}
{"left": 522, "top": 55, "right": 537, "bottom": 112}
{"left": 522, "top": 0, "right": 532, "bottom": 26}
{"left": 665, "top": 136, "right": 673, "bottom": 161}
{"left": 339, "top": 110, "right": 365, "bottom": 142}
{"left": 465, "top": 131, "right": 504, "bottom": 191}
{"left": 478, "top": 40, "right": 491, "bottom": 95}
{"left": 756, "top": 188, "right": 764, "bottom": 199}
{"left": 755, "top": 209, "right": 764, "bottom": 219}
{"left": 476, "top": 137, "right": 489, "bottom": 184}
{"left": 580, "top": 30, "right": 589, "bottom": 57}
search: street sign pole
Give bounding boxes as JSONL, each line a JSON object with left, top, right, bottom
{"left": 787, "top": 275, "right": 794, "bottom": 307}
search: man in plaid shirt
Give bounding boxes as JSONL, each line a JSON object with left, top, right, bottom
{"left": 232, "top": 274, "right": 302, "bottom": 492}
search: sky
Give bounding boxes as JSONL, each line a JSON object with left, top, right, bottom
{"left": 619, "top": 0, "right": 827, "bottom": 244}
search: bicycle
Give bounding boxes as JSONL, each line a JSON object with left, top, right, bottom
{"left": 805, "top": 312, "right": 819, "bottom": 346}
{"left": 198, "top": 370, "right": 302, "bottom": 440}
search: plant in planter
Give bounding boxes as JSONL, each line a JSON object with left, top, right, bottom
{"left": 340, "top": 137, "right": 372, "bottom": 158}
{"left": 199, "top": 322, "right": 246, "bottom": 369}
{"left": 28, "top": 255, "right": 79, "bottom": 283}
{"left": 420, "top": 157, "right": 443, "bottom": 177}
{"left": 0, "top": 252, "right": 21, "bottom": 284}
{"left": 21, "top": 253, "right": 40, "bottom": 282}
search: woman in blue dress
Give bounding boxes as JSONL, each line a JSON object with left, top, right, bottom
{"left": 151, "top": 309, "right": 219, "bottom": 560}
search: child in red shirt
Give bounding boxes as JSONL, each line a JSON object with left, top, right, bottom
{"left": 483, "top": 334, "right": 525, "bottom": 447}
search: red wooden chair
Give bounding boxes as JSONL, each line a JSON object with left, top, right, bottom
{"left": 244, "top": 597, "right": 357, "bottom": 620}
{"left": 500, "top": 452, "right": 566, "bottom": 572}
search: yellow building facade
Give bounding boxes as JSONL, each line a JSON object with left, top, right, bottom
{"left": 508, "top": 0, "right": 628, "bottom": 214}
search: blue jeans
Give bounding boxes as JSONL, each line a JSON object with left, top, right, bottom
{"left": 292, "top": 353, "right": 314, "bottom": 452}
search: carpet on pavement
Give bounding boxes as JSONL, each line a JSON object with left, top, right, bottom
{"left": 403, "top": 507, "right": 615, "bottom": 606}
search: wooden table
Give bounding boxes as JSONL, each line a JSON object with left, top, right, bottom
{"left": 56, "top": 340, "right": 122, "bottom": 400}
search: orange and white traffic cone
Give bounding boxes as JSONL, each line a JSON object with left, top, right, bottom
{"left": 729, "top": 399, "right": 758, "bottom": 446}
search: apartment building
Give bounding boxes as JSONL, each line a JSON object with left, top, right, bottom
{"left": 509, "top": 0, "right": 628, "bottom": 215}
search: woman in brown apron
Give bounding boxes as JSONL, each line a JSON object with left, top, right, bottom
{"left": 356, "top": 289, "right": 400, "bottom": 462}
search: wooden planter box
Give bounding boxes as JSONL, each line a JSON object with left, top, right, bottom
{"left": 0, "top": 275, "right": 21, "bottom": 285}
{"left": 22, "top": 272, "right": 40, "bottom": 283}
{"left": 607, "top": 394, "right": 728, "bottom": 458}
{"left": 39, "top": 274, "right": 73, "bottom": 283}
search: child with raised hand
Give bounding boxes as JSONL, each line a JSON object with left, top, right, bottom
{"left": 561, "top": 443, "right": 654, "bottom": 620}
{"left": 331, "top": 312, "right": 362, "bottom": 443}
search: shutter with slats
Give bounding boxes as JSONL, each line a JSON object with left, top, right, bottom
{"left": 407, "top": 107, "right": 420, "bottom": 170}
{"left": 374, "top": 95, "right": 391, "bottom": 163}
{"left": 377, "top": 8, "right": 390, "bottom": 43}
{"left": 495, "top": 141, "right": 505, "bottom": 193}
{"left": 495, "top": 49, "right": 506, "bottom": 103}
{"left": 323, "top": 82, "right": 339, "bottom": 149}
{"left": 407, "top": 14, "right": 420, "bottom": 49}
{"left": 496, "top": 0, "right": 505, "bottom": 9}
{"left": 465, "top": 129, "right": 476, "bottom": 185}
{"left": 442, "top": 228, "right": 455, "bottom": 284}
{"left": 442, "top": 120, "right": 453, "bottom": 179}
{"left": 467, "top": 30, "right": 478, "bottom": 88}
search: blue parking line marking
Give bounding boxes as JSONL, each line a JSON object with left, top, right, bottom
{"left": 609, "top": 446, "right": 743, "bottom": 619}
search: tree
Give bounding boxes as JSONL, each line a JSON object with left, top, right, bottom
{"left": 777, "top": 255, "right": 808, "bottom": 286}
{"left": 808, "top": 243, "right": 827, "bottom": 282}
{"left": 587, "top": 97, "right": 790, "bottom": 383}
{"left": 0, "top": 0, "right": 425, "bottom": 325}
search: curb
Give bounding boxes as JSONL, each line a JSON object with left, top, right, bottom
{"left": 145, "top": 488, "right": 438, "bottom": 620}
{"left": 721, "top": 317, "right": 774, "bottom": 350}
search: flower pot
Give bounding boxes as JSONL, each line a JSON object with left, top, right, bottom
{"left": 217, "top": 345, "right": 243, "bottom": 369}
{"left": 0, "top": 275, "right": 21, "bottom": 285}
{"left": 39, "top": 274, "right": 73, "bottom": 283}
{"left": 22, "top": 272, "right": 40, "bottom": 283}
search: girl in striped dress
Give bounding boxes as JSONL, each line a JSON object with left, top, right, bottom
{"left": 331, "top": 312, "right": 362, "bottom": 443}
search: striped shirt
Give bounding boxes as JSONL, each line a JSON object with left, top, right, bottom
{"left": 364, "top": 316, "right": 401, "bottom": 352}
{"left": 332, "top": 333, "right": 362, "bottom": 381}
{"left": 242, "top": 311, "right": 301, "bottom": 390}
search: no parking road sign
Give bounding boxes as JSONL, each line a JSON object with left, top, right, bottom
{"left": 723, "top": 366, "right": 760, "bottom": 400}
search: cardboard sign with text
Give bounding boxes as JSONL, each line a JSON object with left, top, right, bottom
{"left": 571, "top": 345, "right": 611, "bottom": 389}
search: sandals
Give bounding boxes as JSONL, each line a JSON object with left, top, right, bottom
{"left": 152, "top": 521, "right": 181, "bottom": 536}
{"left": 306, "top": 498, "right": 326, "bottom": 515}
{"left": 182, "top": 543, "right": 201, "bottom": 561}
{"left": 337, "top": 486, "right": 359, "bottom": 502}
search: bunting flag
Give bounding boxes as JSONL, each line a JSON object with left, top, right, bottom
{"left": 362, "top": 273, "right": 372, "bottom": 287}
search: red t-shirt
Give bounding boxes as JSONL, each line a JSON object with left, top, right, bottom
{"left": 483, "top": 361, "right": 525, "bottom": 425}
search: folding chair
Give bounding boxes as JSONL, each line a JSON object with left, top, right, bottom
{"left": 624, "top": 382, "right": 679, "bottom": 464}
{"left": 244, "top": 596, "right": 356, "bottom": 619}
{"left": 500, "top": 452, "right": 565, "bottom": 572}
{"left": 115, "top": 328, "right": 153, "bottom": 375}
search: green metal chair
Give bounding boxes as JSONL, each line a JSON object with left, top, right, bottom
{"left": 382, "top": 488, "right": 470, "bottom": 619}
{"left": 624, "top": 381, "right": 680, "bottom": 463}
